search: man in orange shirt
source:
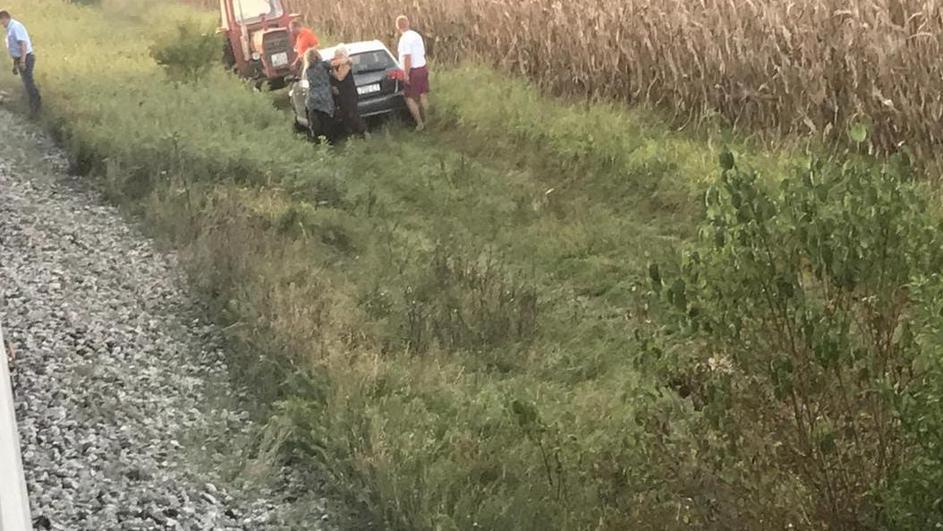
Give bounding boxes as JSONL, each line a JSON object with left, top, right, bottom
{"left": 290, "top": 20, "right": 319, "bottom": 73}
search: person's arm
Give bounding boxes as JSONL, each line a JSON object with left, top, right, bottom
{"left": 317, "top": 60, "right": 333, "bottom": 80}
{"left": 291, "top": 39, "right": 304, "bottom": 71}
{"left": 398, "top": 36, "right": 412, "bottom": 84}
{"left": 402, "top": 54, "right": 412, "bottom": 84}
{"left": 10, "top": 26, "right": 27, "bottom": 72}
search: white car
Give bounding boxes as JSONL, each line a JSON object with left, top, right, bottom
{"left": 289, "top": 40, "right": 407, "bottom": 132}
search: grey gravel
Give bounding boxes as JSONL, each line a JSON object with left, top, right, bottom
{"left": 0, "top": 108, "right": 339, "bottom": 530}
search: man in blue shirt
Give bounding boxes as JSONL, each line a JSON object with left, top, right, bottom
{"left": 1, "top": 11, "right": 41, "bottom": 116}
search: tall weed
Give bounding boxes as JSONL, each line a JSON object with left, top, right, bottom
{"left": 650, "top": 150, "right": 943, "bottom": 527}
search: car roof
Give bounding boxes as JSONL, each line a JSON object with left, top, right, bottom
{"left": 320, "top": 40, "right": 396, "bottom": 61}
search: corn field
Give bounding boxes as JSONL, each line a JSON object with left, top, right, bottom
{"left": 195, "top": 0, "right": 943, "bottom": 159}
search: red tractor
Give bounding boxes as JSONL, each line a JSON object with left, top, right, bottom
{"left": 219, "top": 0, "right": 298, "bottom": 88}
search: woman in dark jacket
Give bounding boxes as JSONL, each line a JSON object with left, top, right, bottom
{"left": 330, "top": 45, "right": 367, "bottom": 139}
{"left": 303, "top": 48, "right": 337, "bottom": 144}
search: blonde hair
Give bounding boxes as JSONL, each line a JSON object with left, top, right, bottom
{"left": 302, "top": 47, "right": 321, "bottom": 75}
{"left": 396, "top": 15, "right": 410, "bottom": 30}
{"left": 334, "top": 44, "right": 349, "bottom": 61}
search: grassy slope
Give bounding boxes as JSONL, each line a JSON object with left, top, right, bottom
{"left": 3, "top": 1, "right": 811, "bottom": 529}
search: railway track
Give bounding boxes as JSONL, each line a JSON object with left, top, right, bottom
{"left": 0, "top": 107, "right": 341, "bottom": 529}
{"left": 0, "top": 320, "right": 33, "bottom": 531}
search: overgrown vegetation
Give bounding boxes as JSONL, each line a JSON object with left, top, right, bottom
{"left": 647, "top": 149, "right": 943, "bottom": 527}
{"left": 150, "top": 20, "right": 220, "bottom": 83}
{"left": 262, "top": 0, "right": 943, "bottom": 165}
{"left": 4, "top": 0, "right": 943, "bottom": 529}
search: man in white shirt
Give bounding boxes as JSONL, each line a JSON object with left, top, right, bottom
{"left": 396, "top": 15, "right": 429, "bottom": 131}
{"left": 1, "top": 11, "right": 41, "bottom": 117}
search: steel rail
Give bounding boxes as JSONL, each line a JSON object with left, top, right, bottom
{"left": 0, "top": 321, "right": 32, "bottom": 531}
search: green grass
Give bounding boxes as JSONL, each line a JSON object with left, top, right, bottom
{"left": 1, "top": 1, "right": 842, "bottom": 529}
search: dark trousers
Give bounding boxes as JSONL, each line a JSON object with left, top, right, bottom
{"left": 307, "top": 108, "right": 338, "bottom": 144}
{"left": 337, "top": 110, "right": 366, "bottom": 138}
{"left": 16, "top": 54, "right": 41, "bottom": 115}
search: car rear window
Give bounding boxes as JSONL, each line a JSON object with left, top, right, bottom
{"left": 351, "top": 51, "right": 397, "bottom": 74}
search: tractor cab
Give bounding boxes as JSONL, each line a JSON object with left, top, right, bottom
{"left": 220, "top": 0, "right": 298, "bottom": 88}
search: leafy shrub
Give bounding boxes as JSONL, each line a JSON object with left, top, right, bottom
{"left": 651, "top": 151, "right": 943, "bottom": 527}
{"left": 150, "top": 20, "right": 220, "bottom": 83}
{"left": 879, "top": 275, "right": 943, "bottom": 529}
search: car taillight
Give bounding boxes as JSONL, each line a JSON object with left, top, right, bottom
{"left": 387, "top": 68, "right": 406, "bottom": 81}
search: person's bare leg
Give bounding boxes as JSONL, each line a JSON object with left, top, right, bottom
{"left": 406, "top": 97, "right": 424, "bottom": 130}
{"left": 419, "top": 93, "right": 430, "bottom": 123}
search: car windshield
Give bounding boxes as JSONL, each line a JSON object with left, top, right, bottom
{"left": 233, "top": 0, "right": 283, "bottom": 23}
{"left": 350, "top": 51, "right": 397, "bottom": 75}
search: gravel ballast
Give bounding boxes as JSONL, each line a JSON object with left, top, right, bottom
{"left": 0, "top": 109, "right": 337, "bottom": 530}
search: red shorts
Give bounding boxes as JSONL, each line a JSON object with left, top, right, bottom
{"left": 405, "top": 66, "right": 430, "bottom": 99}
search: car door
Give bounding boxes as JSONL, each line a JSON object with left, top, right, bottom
{"left": 289, "top": 79, "right": 309, "bottom": 127}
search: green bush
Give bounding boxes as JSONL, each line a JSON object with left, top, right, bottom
{"left": 150, "top": 20, "right": 220, "bottom": 83}
{"left": 651, "top": 151, "right": 943, "bottom": 527}
{"left": 880, "top": 275, "right": 943, "bottom": 529}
